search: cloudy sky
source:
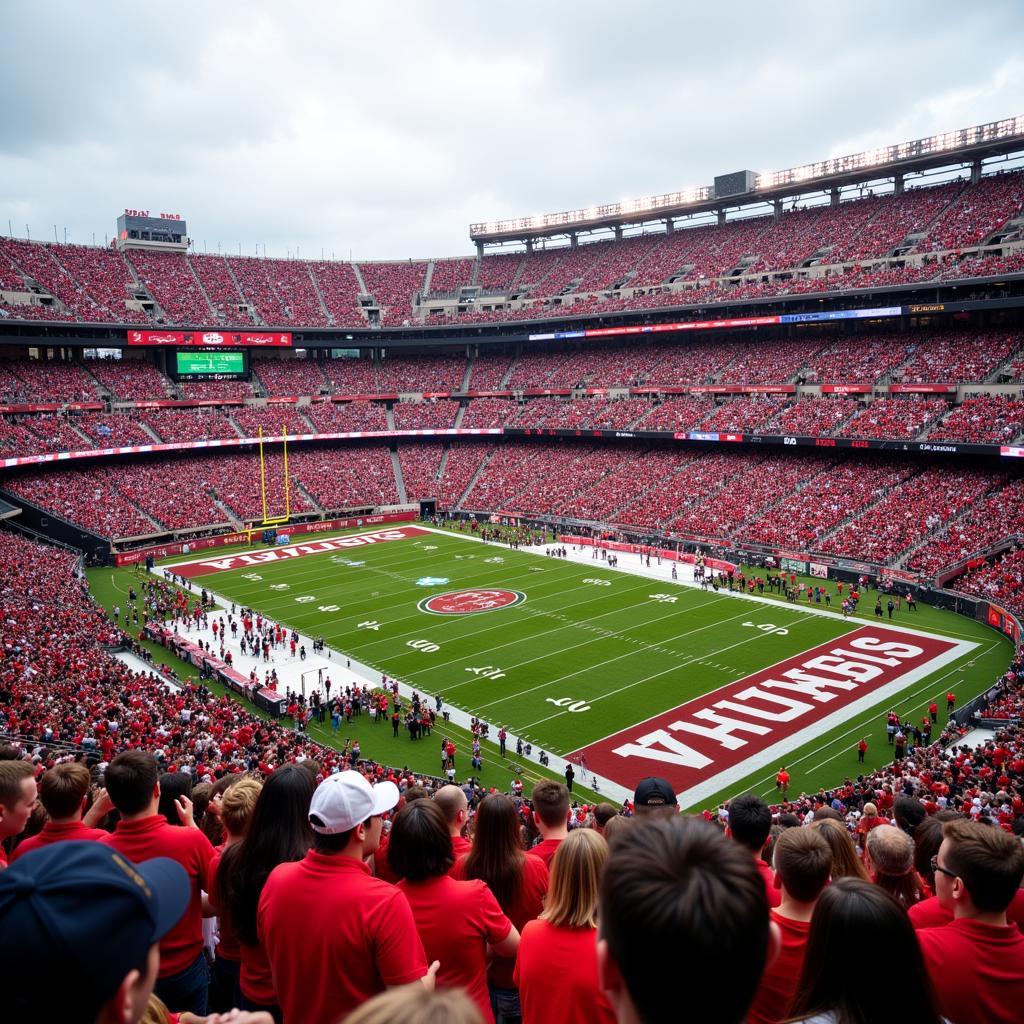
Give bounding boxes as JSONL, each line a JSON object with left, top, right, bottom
{"left": 2, "top": 2, "right": 1022, "bottom": 261}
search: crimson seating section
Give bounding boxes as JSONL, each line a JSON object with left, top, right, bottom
{"left": 187, "top": 255, "right": 252, "bottom": 326}
{"left": 397, "top": 442, "right": 443, "bottom": 500}
{"left": 926, "top": 395, "right": 1024, "bottom": 444}
{"left": 426, "top": 258, "right": 474, "bottom": 296}
{"left": 135, "top": 408, "right": 240, "bottom": 444}
{"left": 251, "top": 358, "right": 327, "bottom": 396}
{"left": 87, "top": 358, "right": 170, "bottom": 400}
{"left": 3, "top": 329, "right": 1021, "bottom": 407}
{"left": 287, "top": 447, "right": 399, "bottom": 510}
{"left": 842, "top": 397, "right": 949, "bottom": 440}
{"left": 229, "top": 405, "right": 314, "bottom": 439}
{"left": 818, "top": 467, "right": 1003, "bottom": 564}
{"left": 909, "top": 478, "right": 1024, "bottom": 577}
{"left": 0, "top": 171, "right": 1022, "bottom": 327}
{"left": 392, "top": 401, "right": 460, "bottom": 430}
{"left": 303, "top": 401, "right": 389, "bottom": 434}
{"left": 953, "top": 547, "right": 1024, "bottom": 622}
{"left": 0, "top": 359, "right": 99, "bottom": 403}
{"left": 127, "top": 249, "right": 213, "bottom": 325}
{"left": 358, "top": 261, "right": 428, "bottom": 326}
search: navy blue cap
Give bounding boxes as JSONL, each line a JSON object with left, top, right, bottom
{"left": 0, "top": 841, "right": 189, "bottom": 1018}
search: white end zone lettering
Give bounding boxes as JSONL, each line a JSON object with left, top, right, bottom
{"left": 572, "top": 625, "right": 975, "bottom": 806}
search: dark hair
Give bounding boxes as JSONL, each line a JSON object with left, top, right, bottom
{"left": 790, "top": 878, "right": 943, "bottom": 1024}
{"left": 913, "top": 816, "right": 946, "bottom": 892}
{"left": 388, "top": 801, "right": 454, "bottom": 882}
{"left": 593, "top": 803, "right": 618, "bottom": 828}
{"left": 773, "top": 826, "right": 832, "bottom": 902}
{"left": 599, "top": 817, "right": 769, "bottom": 1024}
{"left": 157, "top": 772, "right": 193, "bottom": 827}
{"left": 218, "top": 764, "right": 316, "bottom": 945}
{"left": 942, "top": 818, "right": 1024, "bottom": 913}
{"left": 462, "top": 794, "right": 526, "bottom": 908}
{"left": 531, "top": 781, "right": 569, "bottom": 828}
{"left": 894, "top": 796, "right": 926, "bottom": 836}
{"left": 38, "top": 763, "right": 90, "bottom": 819}
{"left": 104, "top": 751, "right": 159, "bottom": 816}
{"left": 728, "top": 794, "right": 772, "bottom": 852}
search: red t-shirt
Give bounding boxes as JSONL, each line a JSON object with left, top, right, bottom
{"left": 398, "top": 875, "right": 511, "bottom": 1022}
{"left": 918, "top": 917, "right": 1024, "bottom": 1024}
{"left": 11, "top": 819, "right": 107, "bottom": 861}
{"left": 514, "top": 919, "right": 615, "bottom": 1024}
{"left": 746, "top": 910, "right": 810, "bottom": 1024}
{"left": 258, "top": 851, "right": 427, "bottom": 1024}
{"left": 100, "top": 815, "right": 214, "bottom": 977}
{"left": 909, "top": 890, "right": 1024, "bottom": 932}
{"left": 206, "top": 849, "right": 240, "bottom": 963}
{"left": 451, "top": 834, "right": 472, "bottom": 860}
{"left": 755, "top": 858, "right": 783, "bottom": 909}
{"left": 452, "top": 852, "right": 549, "bottom": 989}
{"left": 527, "top": 838, "right": 562, "bottom": 868}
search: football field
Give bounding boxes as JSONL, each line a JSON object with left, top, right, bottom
{"left": 163, "top": 524, "right": 1008, "bottom": 808}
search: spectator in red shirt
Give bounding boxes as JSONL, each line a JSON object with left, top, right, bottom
{"left": 206, "top": 776, "right": 262, "bottom": 1013}
{"left": 727, "top": 793, "right": 782, "bottom": 908}
{"left": 0, "top": 841, "right": 190, "bottom": 1024}
{"left": 258, "top": 770, "right": 432, "bottom": 1024}
{"left": 433, "top": 783, "right": 472, "bottom": 859}
{"left": 747, "top": 826, "right": 832, "bottom": 1024}
{"left": 598, "top": 816, "right": 775, "bottom": 1024}
{"left": 0, "top": 760, "right": 37, "bottom": 867}
{"left": 918, "top": 819, "right": 1024, "bottom": 1024}
{"left": 516, "top": 828, "right": 616, "bottom": 1024}
{"left": 11, "top": 761, "right": 107, "bottom": 862}
{"left": 389, "top": 799, "right": 518, "bottom": 1021}
{"left": 98, "top": 750, "right": 216, "bottom": 1016}
{"left": 216, "top": 764, "right": 316, "bottom": 1018}
{"left": 789, "top": 878, "right": 944, "bottom": 1024}
{"left": 453, "top": 794, "right": 549, "bottom": 1021}
{"left": 527, "top": 780, "right": 570, "bottom": 867}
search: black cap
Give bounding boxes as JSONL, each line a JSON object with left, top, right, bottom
{"left": 0, "top": 842, "right": 189, "bottom": 1020}
{"left": 634, "top": 777, "right": 678, "bottom": 807}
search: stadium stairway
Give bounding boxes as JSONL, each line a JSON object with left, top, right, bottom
{"left": 421, "top": 260, "right": 435, "bottom": 297}
{"left": 458, "top": 358, "right": 473, "bottom": 393}
{"left": 390, "top": 447, "right": 408, "bottom": 505}
{"left": 453, "top": 447, "right": 498, "bottom": 508}
{"left": 306, "top": 264, "right": 334, "bottom": 324}
{"left": 211, "top": 498, "right": 244, "bottom": 531}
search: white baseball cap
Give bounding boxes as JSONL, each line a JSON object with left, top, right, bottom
{"left": 308, "top": 770, "right": 400, "bottom": 834}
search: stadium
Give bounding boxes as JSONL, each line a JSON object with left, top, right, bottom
{"left": 1, "top": 12, "right": 1023, "bottom": 1019}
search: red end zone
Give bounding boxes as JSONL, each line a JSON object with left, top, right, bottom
{"left": 572, "top": 625, "right": 968, "bottom": 805}
{"left": 169, "top": 526, "right": 429, "bottom": 577}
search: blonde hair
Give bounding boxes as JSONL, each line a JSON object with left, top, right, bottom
{"left": 140, "top": 994, "right": 171, "bottom": 1024}
{"left": 540, "top": 828, "right": 608, "bottom": 929}
{"left": 343, "top": 988, "right": 484, "bottom": 1024}
{"left": 220, "top": 776, "right": 263, "bottom": 837}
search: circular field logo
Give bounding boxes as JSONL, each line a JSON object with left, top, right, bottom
{"left": 418, "top": 588, "right": 527, "bottom": 615}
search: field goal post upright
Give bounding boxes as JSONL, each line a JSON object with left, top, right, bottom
{"left": 258, "top": 425, "right": 292, "bottom": 528}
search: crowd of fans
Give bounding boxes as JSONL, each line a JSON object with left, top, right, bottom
{"left": 0, "top": 170, "right": 1021, "bottom": 331}
{"left": 1, "top": 527, "right": 1022, "bottom": 1024}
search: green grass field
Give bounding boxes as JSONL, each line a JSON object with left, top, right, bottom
{"left": 140, "top": 523, "right": 1011, "bottom": 811}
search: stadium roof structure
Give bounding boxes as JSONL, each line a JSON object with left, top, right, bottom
{"left": 470, "top": 114, "right": 1024, "bottom": 247}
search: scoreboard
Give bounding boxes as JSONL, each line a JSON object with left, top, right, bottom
{"left": 117, "top": 209, "right": 187, "bottom": 246}
{"left": 172, "top": 349, "right": 248, "bottom": 380}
